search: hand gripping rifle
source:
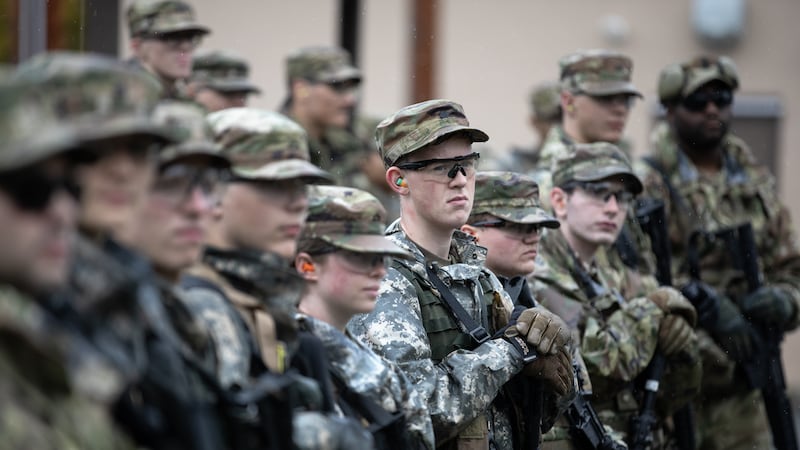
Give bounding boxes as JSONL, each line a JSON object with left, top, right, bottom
{"left": 714, "top": 223, "right": 798, "bottom": 450}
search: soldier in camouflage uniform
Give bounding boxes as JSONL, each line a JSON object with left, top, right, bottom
{"left": 11, "top": 51, "right": 251, "bottom": 449}
{"left": 281, "top": 46, "right": 368, "bottom": 183}
{"left": 347, "top": 99, "right": 576, "bottom": 450}
{"left": 181, "top": 108, "right": 332, "bottom": 385}
{"left": 498, "top": 82, "right": 562, "bottom": 172}
{"left": 531, "top": 143, "right": 702, "bottom": 447}
{"left": 637, "top": 56, "right": 800, "bottom": 450}
{"left": 531, "top": 50, "right": 656, "bottom": 281}
{"left": 178, "top": 108, "right": 373, "bottom": 449}
{"left": 462, "top": 172, "right": 629, "bottom": 449}
{"left": 530, "top": 50, "right": 641, "bottom": 206}
{"left": 188, "top": 49, "right": 261, "bottom": 112}
{"left": 294, "top": 185, "right": 435, "bottom": 449}
{"left": 0, "top": 66, "right": 136, "bottom": 450}
{"left": 122, "top": 100, "right": 230, "bottom": 282}
{"left": 126, "top": 0, "right": 210, "bottom": 99}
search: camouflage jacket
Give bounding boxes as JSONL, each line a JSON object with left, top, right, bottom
{"left": 181, "top": 247, "right": 303, "bottom": 386}
{"left": 530, "top": 230, "right": 663, "bottom": 421}
{"left": 298, "top": 314, "right": 435, "bottom": 450}
{"left": 347, "top": 220, "right": 527, "bottom": 449}
{"left": 65, "top": 235, "right": 233, "bottom": 448}
{"left": 637, "top": 122, "right": 800, "bottom": 388}
{"left": 0, "top": 284, "right": 135, "bottom": 450}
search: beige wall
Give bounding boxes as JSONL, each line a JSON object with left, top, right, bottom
{"left": 121, "top": 0, "right": 800, "bottom": 391}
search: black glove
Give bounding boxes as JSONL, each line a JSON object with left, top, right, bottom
{"left": 712, "top": 295, "right": 755, "bottom": 363}
{"left": 680, "top": 280, "right": 721, "bottom": 330}
{"left": 740, "top": 285, "right": 797, "bottom": 329}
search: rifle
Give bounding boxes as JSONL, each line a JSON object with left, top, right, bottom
{"left": 714, "top": 223, "right": 799, "bottom": 450}
{"left": 632, "top": 199, "right": 696, "bottom": 450}
{"left": 566, "top": 361, "right": 626, "bottom": 450}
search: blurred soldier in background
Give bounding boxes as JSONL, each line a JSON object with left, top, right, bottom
{"left": 351, "top": 115, "right": 400, "bottom": 221}
{"left": 499, "top": 82, "right": 562, "bottom": 172}
{"left": 0, "top": 70, "right": 135, "bottom": 449}
{"left": 181, "top": 108, "right": 331, "bottom": 386}
{"left": 639, "top": 55, "right": 800, "bottom": 450}
{"left": 531, "top": 50, "right": 642, "bottom": 209}
{"left": 532, "top": 143, "right": 701, "bottom": 448}
{"left": 348, "top": 99, "right": 576, "bottom": 449}
{"left": 188, "top": 49, "right": 261, "bottom": 112}
{"left": 126, "top": 0, "right": 210, "bottom": 99}
{"left": 295, "top": 185, "right": 435, "bottom": 449}
{"left": 281, "top": 46, "right": 367, "bottom": 183}
{"left": 179, "top": 108, "right": 372, "bottom": 449}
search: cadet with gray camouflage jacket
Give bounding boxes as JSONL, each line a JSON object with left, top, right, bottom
{"left": 347, "top": 99, "right": 576, "bottom": 450}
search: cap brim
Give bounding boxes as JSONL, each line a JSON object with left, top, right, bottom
{"left": 233, "top": 158, "right": 334, "bottom": 183}
{"left": 1, "top": 126, "right": 83, "bottom": 172}
{"left": 159, "top": 142, "right": 230, "bottom": 167}
{"left": 488, "top": 207, "right": 561, "bottom": 229}
{"left": 325, "top": 234, "right": 414, "bottom": 259}
{"left": 574, "top": 169, "right": 643, "bottom": 195}
{"left": 206, "top": 80, "right": 261, "bottom": 94}
{"left": 578, "top": 80, "right": 643, "bottom": 98}
{"left": 77, "top": 116, "right": 176, "bottom": 147}
{"left": 318, "top": 66, "right": 362, "bottom": 83}
{"left": 683, "top": 74, "right": 736, "bottom": 98}
{"left": 152, "top": 24, "right": 211, "bottom": 36}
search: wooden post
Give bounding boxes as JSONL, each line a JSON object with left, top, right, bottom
{"left": 411, "top": 0, "right": 437, "bottom": 102}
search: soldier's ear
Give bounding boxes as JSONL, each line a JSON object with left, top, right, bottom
{"left": 561, "top": 91, "right": 575, "bottom": 115}
{"left": 295, "top": 253, "right": 319, "bottom": 281}
{"left": 460, "top": 224, "right": 480, "bottom": 242}
{"left": 551, "top": 187, "right": 568, "bottom": 219}
{"left": 386, "top": 167, "right": 408, "bottom": 195}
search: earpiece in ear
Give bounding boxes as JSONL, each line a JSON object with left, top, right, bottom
{"left": 301, "top": 262, "right": 315, "bottom": 273}
{"left": 395, "top": 177, "right": 407, "bottom": 187}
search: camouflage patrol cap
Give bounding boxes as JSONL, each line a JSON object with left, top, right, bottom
{"left": 529, "top": 82, "right": 562, "bottom": 121}
{"left": 302, "top": 185, "right": 412, "bottom": 258}
{"left": 207, "top": 107, "right": 332, "bottom": 182}
{"left": 552, "top": 142, "right": 643, "bottom": 194}
{"left": 471, "top": 171, "right": 559, "bottom": 228}
{"left": 192, "top": 49, "right": 260, "bottom": 94}
{"left": 559, "top": 49, "right": 642, "bottom": 98}
{"left": 286, "top": 46, "right": 361, "bottom": 84}
{"left": 151, "top": 100, "right": 229, "bottom": 167}
{"left": 127, "top": 0, "right": 210, "bottom": 37}
{"left": 658, "top": 55, "right": 739, "bottom": 104}
{"left": 7, "top": 51, "right": 172, "bottom": 171}
{"left": 376, "top": 99, "right": 489, "bottom": 168}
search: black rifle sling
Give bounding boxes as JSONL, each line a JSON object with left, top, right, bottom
{"left": 425, "top": 263, "right": 490, "bottom": 345}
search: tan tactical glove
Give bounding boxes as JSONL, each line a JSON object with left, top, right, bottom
{"left": 658, "top": 314, "right": 696, "bottom": 356}
{"left": 522, "top": 348, "right": 574, "bottom": 397}
{"left": 648, "top": 287, "right": 698, "bottom": 327}
{"left": 505, "top": 306, "right": 571, "bottom": 355}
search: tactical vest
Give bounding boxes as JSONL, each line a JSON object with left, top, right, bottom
{"left": 394, "top": 262, "right": 508, "bottom": 449}
{"left": 392, "top": 262, "right": 498, "bottom": 362}
{"left": 183, "top": 263, "right": 287, "bottom": 373}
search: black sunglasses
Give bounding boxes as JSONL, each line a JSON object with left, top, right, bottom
{"left": 395, "top": 152, "right": 480, "bottom": 179}
{"left": 0, "top": 167, "right": 80, "bottom": 212}
{"left": 682, "top": 89, "right": 733, "bottom": 112}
